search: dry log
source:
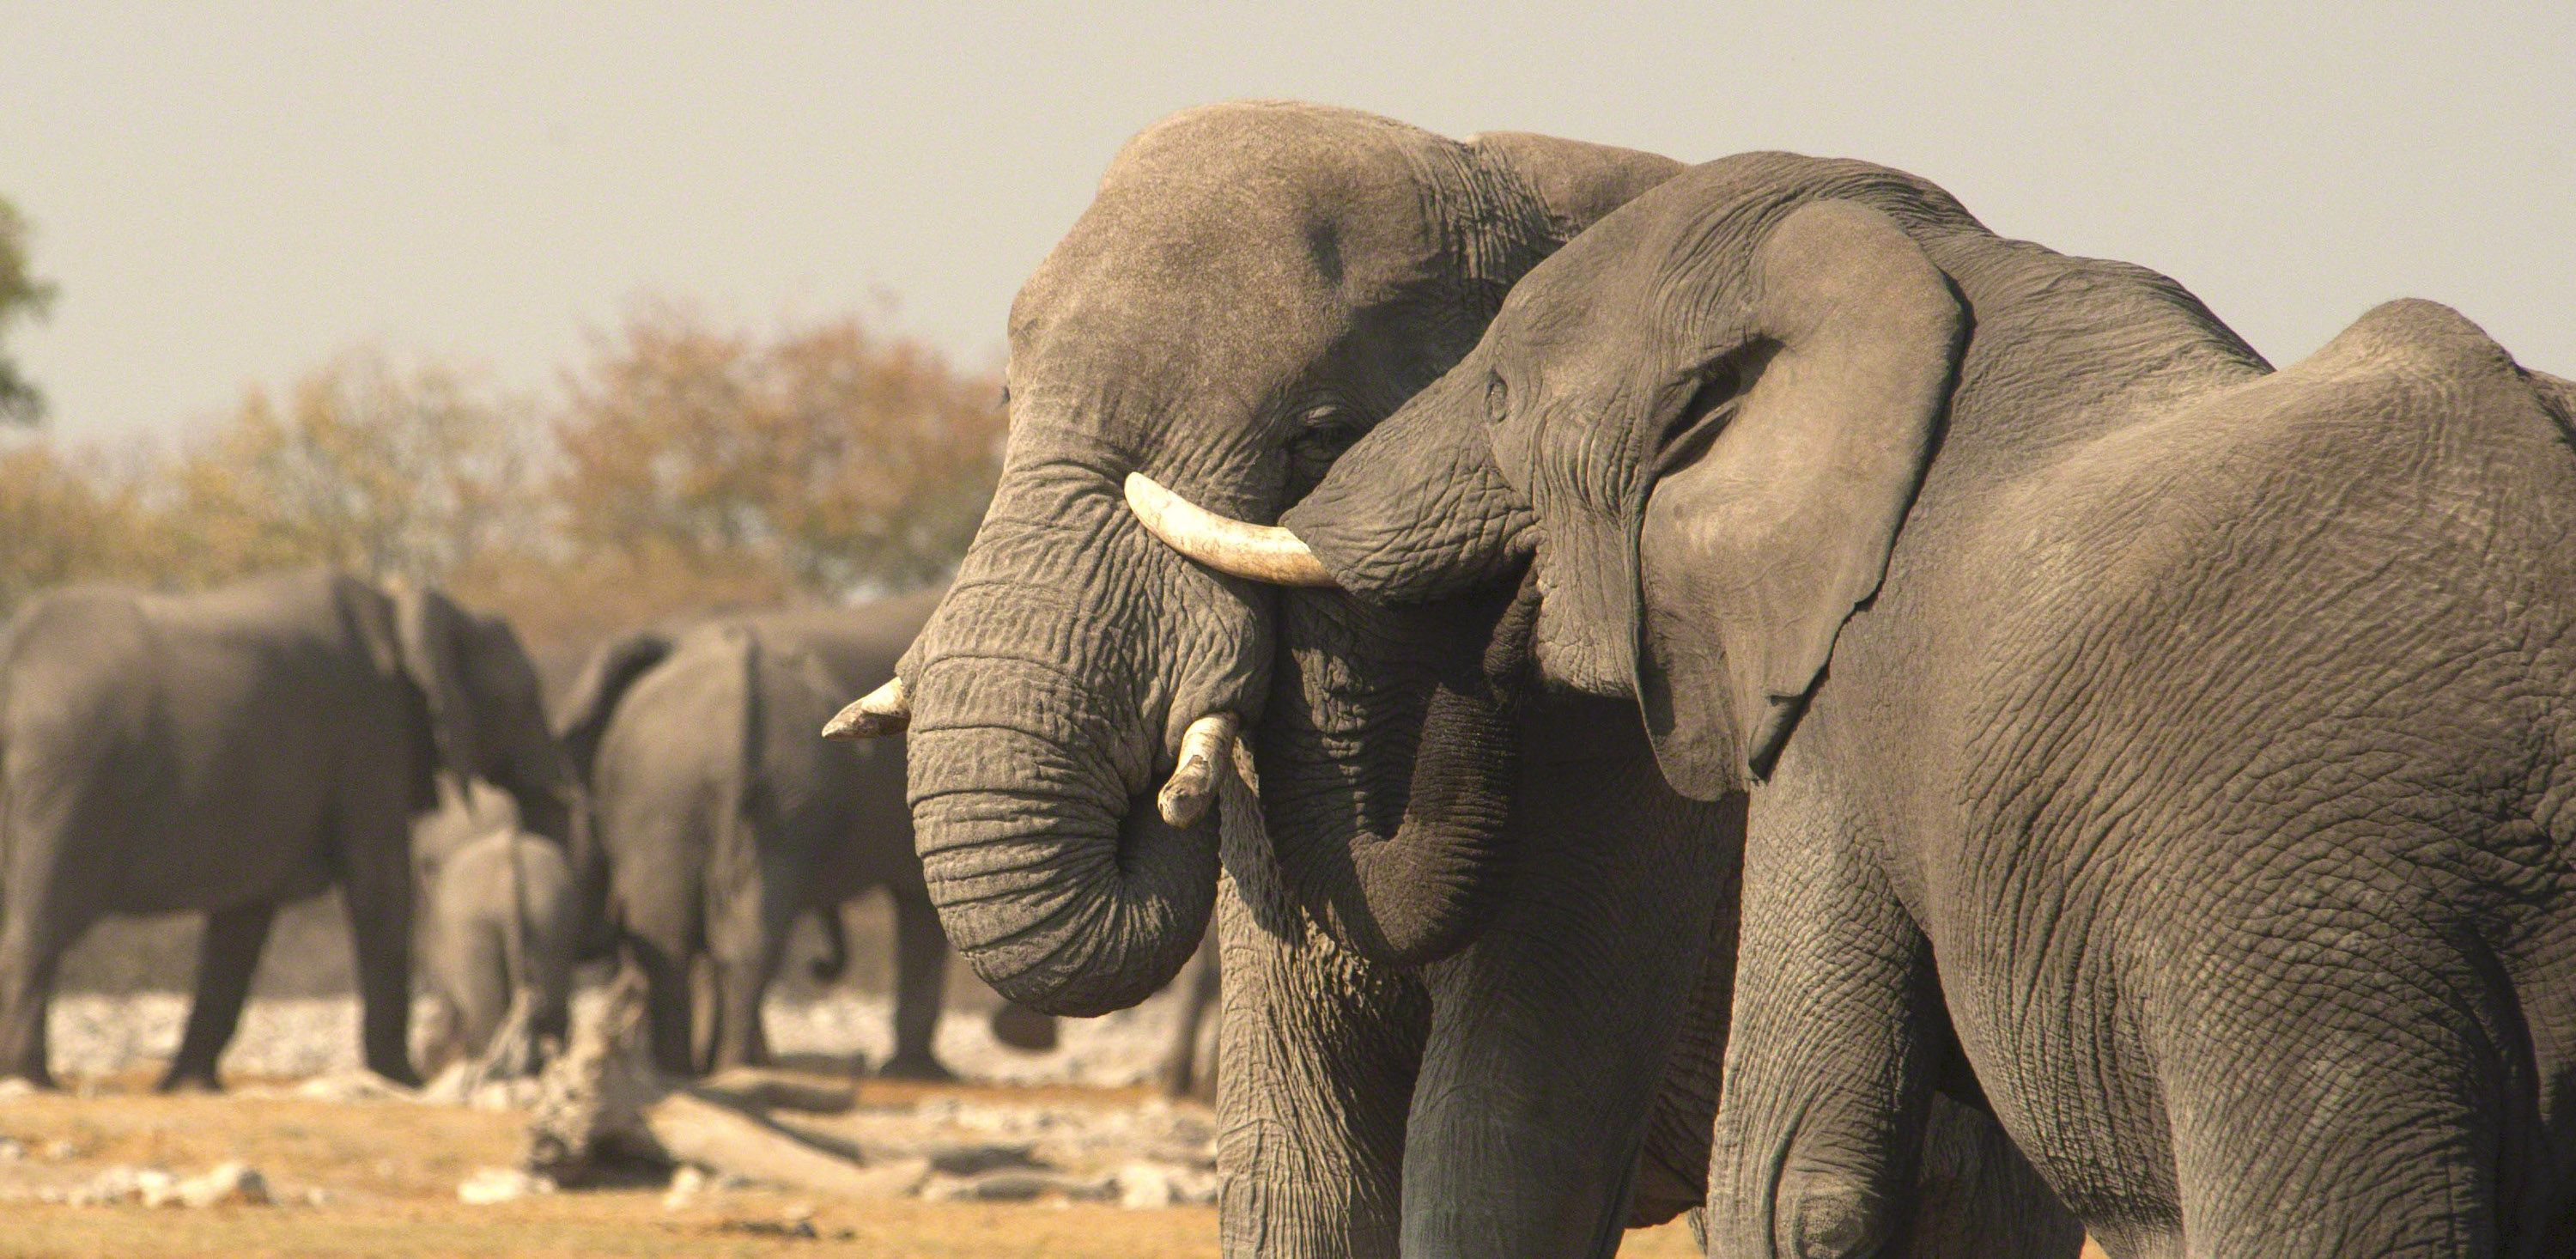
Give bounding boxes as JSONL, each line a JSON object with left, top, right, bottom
{"left": 522, "top": 973, "right": 921, "bottom": 1197}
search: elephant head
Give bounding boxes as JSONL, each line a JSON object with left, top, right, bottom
{"left": 392, "top": 584, "right": 586, "bottom": 854}
{"left": 1149, "top": 156, "right": 1974, "bottom": 824}
{"left": 854, "top": 101, "right": 1679, "bottom": 1013}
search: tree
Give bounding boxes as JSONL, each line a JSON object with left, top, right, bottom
{"left": 155, "top": 349, "right": 544, "bottom": 587}
{"left": 0, "top": 197, "right": 57, "bottom": 426}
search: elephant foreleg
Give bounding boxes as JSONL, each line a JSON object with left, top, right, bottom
{"left": 881, "top": 891, "right": 956, "bottom": 1080}
{"left": 1704, "top": 800, "right": 1944, "bottom": 1259}
{"left": 1401, "top": 732, "right": 1731, "bottom": 1259}
{"left": 341, "top": 822, "right": 422, "bottom": 1087}
{"left": 160, "top": 900, "right": 279, "bottom": 1092}
{"left": 1213, "top": 862, "right": 1425, "bottom": 1259}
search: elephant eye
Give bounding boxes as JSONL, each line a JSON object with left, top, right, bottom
{"left": 1486, "top": 373, "right": 1508, "bottom": 421}
{"left": 1286, "top": 405, "right": 1363, "bottom": 474}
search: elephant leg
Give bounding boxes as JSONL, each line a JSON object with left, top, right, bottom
{"left": 1156, "top": 930, "right": 1220, "bottom": 1098}
{"left": 2138, "top": 951, "right": 2511, "bottom": 1258}
{"left": 1213, "top": 855, "right": 1426, "bottom": 1259}
{"left": 620, "top": 936, "right": 698, "bottom": 1078}
{"left": 340, "top": 825, "right": 421, "bottom": 1087}
{"left": 1703, "top": 801, "right": 1942, "bottom": 1259}
{"left": 451, "top": 915, "right": 513, "bottom": 1059}
{"left": 1908, "top": 1095, "right": 2085, "bottom": 1259}
{"left": 1401, "top": 735, "right": 1731, "bottom": 1259}
{"left": 0, "top": 900, "right": 86, "bottom": 1089}
{"left": 708, "top": 950, "right": 781, "bottom": 1073}
{"left": 159, "top": 900, "right": 279, "bottom": 1092}
{"left": 704, "top": 879, "right": 793, "bottom": 1073}
{"left": 881, "top": 891, "right": 956, "bottom": 1080}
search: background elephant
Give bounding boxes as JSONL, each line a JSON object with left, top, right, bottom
{"left": 1273, "top": 152, "right": 2576, "bottom": 1255}
{"left": 861, "top": 100, "right": 2071, "bottom": 1256}
{"left": 557, "top": 589, "right": 1087, "bottom": 1080}
{"left": 413, "top": 775, "right": 576, "bottom": 1075}
{"left": 0, "top": 567, "right": 578, "bottom": 1090}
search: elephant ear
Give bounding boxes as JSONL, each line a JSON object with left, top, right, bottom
{"left": 395, "top": 582, "right": 494, "bottom": 786}
{"left": 1634, "top": 199, "right": 1964, "bottom": 797}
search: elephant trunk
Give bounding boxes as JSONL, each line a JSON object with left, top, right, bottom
{"left": 907, "top": 702, "right": 1218, "bottom": 1016}
{"left": 902, "top": 562, "right": 1226, "bottom": 1017}
{"left": 1257, "top": 580, "right": 1534, "bottom": 967}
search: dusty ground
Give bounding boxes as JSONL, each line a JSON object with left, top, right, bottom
{"left": 0, "top": 1079, "right": 1704, "bottom": 1258}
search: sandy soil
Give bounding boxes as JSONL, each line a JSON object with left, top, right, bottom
{"left": 0, "top": 1082, "right": 1705, "bottom": 1258}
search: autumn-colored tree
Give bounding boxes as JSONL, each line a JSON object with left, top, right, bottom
{"left": 154, "top": 349, "right": 544, "bottom": 588}
{"left": 0, "top": 197, "right": 56, "bottom": 426}
{"left": 0, "top": 444, "right": 154, "bottom": 614}
{"left": 1, "top": 306, "right": 1000, "bottom": 660}
{"left": 554, "top": 303, "right": 1004, "bottom": 599}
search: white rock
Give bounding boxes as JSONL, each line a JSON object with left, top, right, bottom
{"left": 1117, "top": 1162, "right": 1177, "bottom": 1209}
{"left": 661, "top": 1165, "right": 708, "bottom": 1209}
{"left": 136, "top": 1167, "right": 180, "bottom": 1207}
{"left": 176, "top": 1161, "right": 270, "bottom": 1207}
{"left": 292, "top": 1071, "right": 413, "bottom": 1103}
{"left": 457, "top": 1166, "right": 552, "bottom": 1205}
{"left": 0, "top": 1137, "right": 25, "bottom": 1161}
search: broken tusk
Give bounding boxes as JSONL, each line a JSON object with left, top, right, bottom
{"left": 821, "top": 677, "right": 910, "bottom": 739}
{"left": 1126, "top": 472, "right": 1338, "bottom": 587}
{"left": 1156, "top": 712, "right": 1241, "bottom": 827}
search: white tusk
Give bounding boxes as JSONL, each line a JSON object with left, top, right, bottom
{"left": 821, "top": 677, "right": 910, "bottom": 739}
{"left": 1157, "top": 712, "right": 1241, "bottom": 827}
{"left": 1125, "top": 472, "right": 1338, "bottom": 587}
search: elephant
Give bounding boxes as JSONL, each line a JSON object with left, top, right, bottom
{"left": 556, "top": 590, "right": 1089, "bottom": 1080}
{"left": 841, "top": 101, "right": 2074, "bottom": 1256}
{"left": 1179, "top": 149, "right": 2576, "bottom": 1256}
{"left": 0, "top": 567, "right": 579, "bottom": 1090}
{"left": 413, "top": 775, "right": 576, "bottom": 1075}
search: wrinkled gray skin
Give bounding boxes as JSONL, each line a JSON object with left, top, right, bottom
{"left": 559, "top": 590, "right": 1073, "bottom": 1080}
{"left": 416, "top": 792, "right": 576, "bottom": 1073}
{"left": 1287, "top": 152, "right": 2576, "bottom": 1256}
{"left": 890, "top": 101, "right": 2069, "bottom": 1256}
{"left": 413, "top": 775, "right": 575, "bottom": 1072}
{"left": 0, "top": 568, "right": 578, "bottom": 1090}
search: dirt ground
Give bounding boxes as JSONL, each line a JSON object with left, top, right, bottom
{"left": 0, "top": 1077, "right": 1706, "bottom": 1259}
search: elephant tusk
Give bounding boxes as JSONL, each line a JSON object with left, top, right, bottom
{"left": 821, "top": 677, "right": 910, "bottom": 739}
{"left": 1125, "top": 472, "right": 1339, "bottom": 587}
{"left": 1157, "top": 712, "right": 1240, "bottom": 827}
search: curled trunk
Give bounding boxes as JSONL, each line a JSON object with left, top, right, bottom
{"left": 1255, "top": 578, "right": 1535, "bottom": 967}
{"left": 902, "top": 552, "right": 1232, "bottom": 1016}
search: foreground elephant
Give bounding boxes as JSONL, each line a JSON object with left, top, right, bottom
{"left": 559, "top": 591, "right": 1086, "bottom": 1079}
{"left": 846, "top": 102, "right": 2072, "bottom": 1256}
{"left": 1216, "top": 152, "right": 2576, "bottom": 1255}
{"left": 0, "top": 568, "right": 577, "bottom": 1089}
{"left": 414, "top": 775, "right": 576, "bottom": 1073}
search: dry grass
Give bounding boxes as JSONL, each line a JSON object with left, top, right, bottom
{"left": 0, "top": 1082, "right": 1709, "bottom": 1258}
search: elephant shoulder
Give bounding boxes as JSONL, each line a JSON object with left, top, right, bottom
{"left": 2268, "top": 299, "right": 2548, "bottom": 436}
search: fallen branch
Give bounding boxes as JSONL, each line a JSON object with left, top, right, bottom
{"left": 520, "top": 973, "right": 923, "bottom": 1198}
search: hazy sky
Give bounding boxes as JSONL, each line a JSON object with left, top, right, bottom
{"left": 6, "top": 2, "right": 2570, "bottom": 442}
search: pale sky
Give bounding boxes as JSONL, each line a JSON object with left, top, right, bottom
{"left": 5, "top": 2, "right": 2570, "bottom": 442}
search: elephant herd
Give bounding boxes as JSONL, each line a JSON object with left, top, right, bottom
{"left": 818, "top": 102, "right": 2576, "bottom": 1258}
{"left": 0, "top": 568, "right": 1202, "bottom": 1098}
{"left": 6, "top": 97, "right": 2573, "bottom": 1258}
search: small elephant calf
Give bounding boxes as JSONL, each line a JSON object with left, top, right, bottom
{"left": 418, "top": 818, "right": 577, "bottom": 1075}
